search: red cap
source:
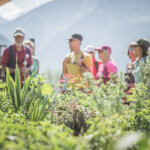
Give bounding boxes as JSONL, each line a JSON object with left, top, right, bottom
{"left": 95, "top": 45, "right": 111, "bottom": 54}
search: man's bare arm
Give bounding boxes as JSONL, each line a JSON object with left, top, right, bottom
{"left": 2, "top": 65, "right": 15, "bottom": 73}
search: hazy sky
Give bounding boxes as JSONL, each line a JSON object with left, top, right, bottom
{"left": 0, "top": 0, "right": 150, "bottom": 72}
{"left": 0, "top": 0, "right": 53, "bottom": 20}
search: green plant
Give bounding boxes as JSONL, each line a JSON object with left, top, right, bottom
{"left": 5, "top": 66, "right": 51, "bottom": 122}
{"left": 85, "top": 117, "right": 122, "bottom": 150}
{"left": 49, "top": 100, "right": 95, "bottom": 136}
{"left": 0, "top": 80, "right": 9, "bottom": 112}
{"left": 6, "top": 65, "right": 35, "bottom": 112}
{"left": 114, "top": 131, "right": 150, "bottom": 150}
{"left": 31, "top": 98, "right": 49, "bottom": 121}
{"left": 0, "top": 54, "right": 150, "bottom": 149}
{"left": 0, "top": 111, "right": 89, "bottom": 150}
{"left": 83, "top": 72, "right": 126, "bottom": 116}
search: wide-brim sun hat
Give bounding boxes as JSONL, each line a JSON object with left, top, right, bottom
{"left": 131, "top": 38, "right": 150, "bottom": 48}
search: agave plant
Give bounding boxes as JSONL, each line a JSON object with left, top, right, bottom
{"left": 6, "top": 65, "right": 49, "bottom": 121}
{"left": 6, "top": 65, "right": 35, "bottom": 111}
{"left": 31, "top": 98, "right": 49, "bottom": 121}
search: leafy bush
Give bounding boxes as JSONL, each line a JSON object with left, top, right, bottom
{"left": 85, "top": 117, "right": 122, "bottom": 150}
{"left": 4, "top": 66, "right": 53, "bottom": 122}
{"left": 49, "top": 100, "right": 95, "bottom": 136}
{"left": 0, "top": 111, "right": 89, "bottom": 150}
{"left": 0, "top": 53, "right": 150, "bottom": 149}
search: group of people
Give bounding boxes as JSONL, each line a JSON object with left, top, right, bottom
{"left": 1, "top": 28, "right": 150, "bottom": 92}
{"left": 62, "top": 33, "right": 117, "bottom": 89}
{"left": 1, "top": 27, "right": 39, "bottom": 87}
{"left": 125, "top": 38, "right": 150, "bottom": 96}
{"left": 62, "top": 33, "right": 150, "bottom": 93}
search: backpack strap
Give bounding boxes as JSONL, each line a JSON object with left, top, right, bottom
{"left": 94, "top": 61, "right": 99, "bottom": 72}
{"left": 8, "top": 45, "right": 31, "bottom": 68}
{"left": 6, "top": 45, "right": 31, "bottom": 81}
{"left": 8, "top": 45, "right": 15, "bottom": 68}
{"left": 102, "top": 65, "right": 109, "bottom": 83}
{"left": 6, "top": 46, "right": 15, "bottom": 81}
{"left": 24, "top": 46, "right": 31, "bottom": 67}
{"left": 80, "top": 52, "right": 86, "bottom": 68}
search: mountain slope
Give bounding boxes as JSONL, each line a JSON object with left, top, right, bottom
{"left": 0, "top": 0, "right": 150, "bottom": 73}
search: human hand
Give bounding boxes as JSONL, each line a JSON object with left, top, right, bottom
{"left": 20, "top": 67, "right": 30, "bottom": 75}
{"left": 77, "top": 57, "right": 83, "bottom": 66}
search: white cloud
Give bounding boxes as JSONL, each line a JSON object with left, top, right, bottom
{"left": 34, "top": 0, "right": 53, "bottom": 7}
{"left": 0, "top": 2, "right": 23, "bottom": 20}
{"left": 75, "top": 0, "right": 100, "bottom": 19}
{"left": 0, "top": 0, "right": 53, "bottom": 21}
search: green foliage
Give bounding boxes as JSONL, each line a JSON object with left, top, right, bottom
{"left": 1, "top": 56, "right": 150, "bottom": 149}
{"left": 121, "top": 53, "right": 150, "bottom": 132}
{"left": 120, "top": 85, "right": 150, "bottom": 132}
{"left": 45, "top": 68, "right": 61, "bottom": 92}
{"left": 49, "top": 100, "right": 95, "bottom": 136}
{"left": 31, "top": 99, "right": 49, "bottom": 121}
{"left": 23, "top": 75, "right": 54, "bottom": 121}
{"left": 114, "top": 132, "right": 150, "bottom": 150}
{"left": 21, "top": 70, "right": 37, "bottom": 107}
{"left": 0, "top": 111, "right": 88, "bottom": 150}
{"left": 15, "top": 64, "right": 21, "bottom": 108}
{"left": 6, "top": 65, "right": 36, "bottom": 111}
{"left": 6, "top": 68, "right": 16, "bottom": 110}
{"left": 0, "top": 79, "right": 7, "bottom": 89}
{"left": 0, "top": 80, "right": 9, "bottom": 112}
{"left": 85, "top": 117, "right": 122, "bottom": 150}
{"left": 140, "top": 51, "right": 150, "bottom": 98}
{"left": 5, "top": 67, "right": 51, "bottom": 122}
{"left": 83, "top": 72, "right": 126, "bottom": 116}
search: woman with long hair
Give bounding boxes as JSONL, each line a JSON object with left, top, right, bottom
{"left": 132, "top": 38, "right": 150, "bottom": 84}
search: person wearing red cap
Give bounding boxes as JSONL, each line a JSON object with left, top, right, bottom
{"left": 95, "top": 45, "right": 118, "bottom": 84}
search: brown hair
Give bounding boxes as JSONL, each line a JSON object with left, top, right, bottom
{"left": 140, "top": 45, "right": 148, "bottom": 57}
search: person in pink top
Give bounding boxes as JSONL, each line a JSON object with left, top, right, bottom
{"left": 95, "top": 45, "right": 118, "bottom": 84}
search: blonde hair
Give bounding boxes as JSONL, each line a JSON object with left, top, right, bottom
{"left": 24, "top": 40, "right": 34, "bottom": 49}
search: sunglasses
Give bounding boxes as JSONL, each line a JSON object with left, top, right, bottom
{"left": 69, "top": 39, "right": 79, "bottom": 42}
{"left": 128, "top": 48, "right": 135, "bottom": 51}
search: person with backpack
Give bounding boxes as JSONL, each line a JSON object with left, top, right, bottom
{"left": 131, "top": 38, "right": 150, "bottom": 84}
{"left": 95, "top": 45, "right": 118, "bottom": 84}
{"left": 125, "top": 43, "right": 137, "bottom": 87}
{"left": 123, "top": 42, "right": 137, "bottom": 104}
{"left": 24, "top": 40, "right": 39, "bottom": 77}
{"left": 61, "top": 33, "right": 93, "bottom": 90}
{"left": 84, "top": 45, "right": 102, "bottom": 79}
{"left": 1, "top": 27, "right": 33, "bottom": 87}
